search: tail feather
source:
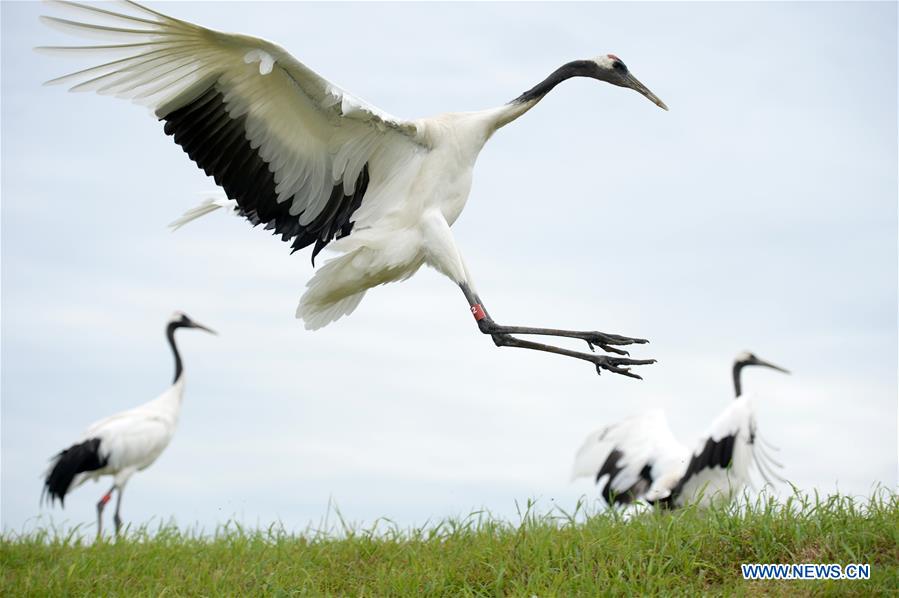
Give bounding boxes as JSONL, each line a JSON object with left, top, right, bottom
{"left": 296, "top": 242, "right": 425, "bottom": 330}
{"left": 298, "top": 290, "right": 367, "bottom": 330}
{"left": 296, "top": 248, "right": 383, "bottom": 330}
{"left": 42, "top": 438, "right": 107, "bottom": 507}
{"left": 169, "top": 197, "right": 237, "bottom": 231}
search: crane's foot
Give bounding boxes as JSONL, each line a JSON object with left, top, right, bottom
{"left": 587, "top": 353, "right": 656, "bottom": 379}
{"left": 459, "top": 283, "right": 655, "bottom": 378}
{"left": 478, "top": 320, "right": 647, "bottom": 355}
{"left": 575, "top": 331, "right": 648, "bottom": 356}
{"left": 490, "top": 332, "right": 655, "bottom": 379}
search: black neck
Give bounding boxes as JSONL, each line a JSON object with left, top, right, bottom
{"left": 166, "top": 323, "right": 183, "bottom": 383}
{"left": 732, "top": 362, "right": 746, "bottom": 398}
{"left": 511, "top": 60, "right": 599, "bottom": 104}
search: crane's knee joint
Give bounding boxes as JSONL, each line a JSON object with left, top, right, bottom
{"left": 491, "top": 332, "right": 515, "bottom": 347}
{"left": 97, "top": 492, "right": 112, "bottom": 511}
{"left": 478, "top": 316, "right": 502, "bottom": 335}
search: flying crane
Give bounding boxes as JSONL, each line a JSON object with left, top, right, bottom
{"left": 41, "top": 1, "right": 666, "bottom": 378}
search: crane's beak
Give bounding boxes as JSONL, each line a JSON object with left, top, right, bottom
{"left": 624, "top": 72, "right": 668, "bottom": 111}
{"left": 191, "top": 321, "right": 217, "bottom": 335}
{"left": 753, "top": 357, "right": 789, "bottom": 374}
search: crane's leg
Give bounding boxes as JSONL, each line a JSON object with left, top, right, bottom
{"left": 96, "top": 485, "right": 114, "bottom": 540}
{"left": 113, "top": 486, "right": 125, "bottom": 536}
{"left": 422, "top": 210, "right": 654, "bottom": 378}
{"left": 459, "top": 283, "right": 655, "bottom": 378}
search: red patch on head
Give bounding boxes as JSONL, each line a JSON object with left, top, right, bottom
{"left": 607, "top": 54, "right": 621, "bottom": 62}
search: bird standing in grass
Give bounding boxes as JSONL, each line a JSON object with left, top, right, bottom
{"left": 41, "top": 1, "right": 666, "bottom": 378}
{"left": 572, "top": 352, "right": 790, "bottom": 507}
{"left": 42, "top": 312, "right": 215, "bottom": 537}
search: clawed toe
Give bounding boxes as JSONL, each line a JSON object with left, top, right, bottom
{"left": 584, "top": 331, "right": 649, "bottom": 347}
{"left": 593, "top": 356, "right": 657, "bottom": 379}
{"left": 586, "top": 340, "right": 630, "bottom": 356}
{"left": 600, "top": 365, "right": 642, "bottom": 379}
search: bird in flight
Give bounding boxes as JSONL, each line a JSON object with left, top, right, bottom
{"left": 41, "top": 1, "right": 666, "bottom": 378}
{"left": 571, "top": 352, "right": 790, "bottom": 507}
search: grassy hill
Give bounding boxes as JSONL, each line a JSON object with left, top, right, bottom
{"left": 3, "top": 492, "right": 896, "bottom": 595}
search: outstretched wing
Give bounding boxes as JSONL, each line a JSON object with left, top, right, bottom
{"left": 572, "top": 410, "right": 690, "bottom": 506}
{"left": 40, "top": 0, "right": 427, "bottom": 263}
{"left": 670, "top": 395, "right": 784, "bottom": 507}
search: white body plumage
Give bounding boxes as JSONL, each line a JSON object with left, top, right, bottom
{"left": 70, "top": 378, "right": 184, "bottom": 492}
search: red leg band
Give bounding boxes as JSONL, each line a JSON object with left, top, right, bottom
{"left": 100, "top": 493, "right": 112, "bottom": 506}
{"left": 471, "top": 304, "right": 486, "bottom": 321}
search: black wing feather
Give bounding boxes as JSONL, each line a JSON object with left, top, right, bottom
{"left": 596, "top": 449, "right": 655, "bottom": 506}
{"left": 668, "top": 435, "right": 737, "bottom": 503}
{"left": 160, "top": 85, "right": 369, "bottom": 263}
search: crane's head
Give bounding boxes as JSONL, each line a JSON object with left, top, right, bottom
{"left": 169, "top": 311, "right": 217, "bottom": 335}
{"left": 732, "top": 351, "right": 788, "bottom": 398}
{"left": 734, "top": 351, "right": 789, "bottom": 374}
{"left": 591, "top": 54, "right": 668, "bottom": 111}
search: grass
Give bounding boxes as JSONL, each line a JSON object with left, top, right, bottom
{"left": 2, "top": 491, "right": 897, "bottom": 596}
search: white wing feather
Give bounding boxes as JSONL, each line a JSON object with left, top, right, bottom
{"left": 40, "top": 0, "right": 427, "bottom": 231}
{"left": 572, "top": 410, "right": 690, "bottom": 503}
{"left": 168, "top": 196, "right": 237, "bottom": 230}
{"left": 674, "top": 395, "right": 770, "bottom": 507}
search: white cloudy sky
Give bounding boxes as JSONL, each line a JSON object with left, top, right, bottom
{"left": 2, "top": 1, "right": 896, "bottom": 534}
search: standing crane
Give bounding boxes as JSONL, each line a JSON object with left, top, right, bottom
{"left": 571, "top": 352, "right": 790, "bottom": 508}
{"left": 42, "top": 312, "right": 215, "bottom": 537}
{"left": 40, "top": 1, "right": 666, "bottom": 378}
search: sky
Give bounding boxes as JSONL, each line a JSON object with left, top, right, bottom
{"left": 2, "top": 1, "right": 896, "bottom": 536}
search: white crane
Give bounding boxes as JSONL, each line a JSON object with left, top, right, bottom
{"left": 41, "top": 1, "right": 666, "bottom": 378}
{"left": 571, "top": 352, "right": 790, "bottom": 508}
{"left": 42, "top": 312, "right": 215, "bottom": 537}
